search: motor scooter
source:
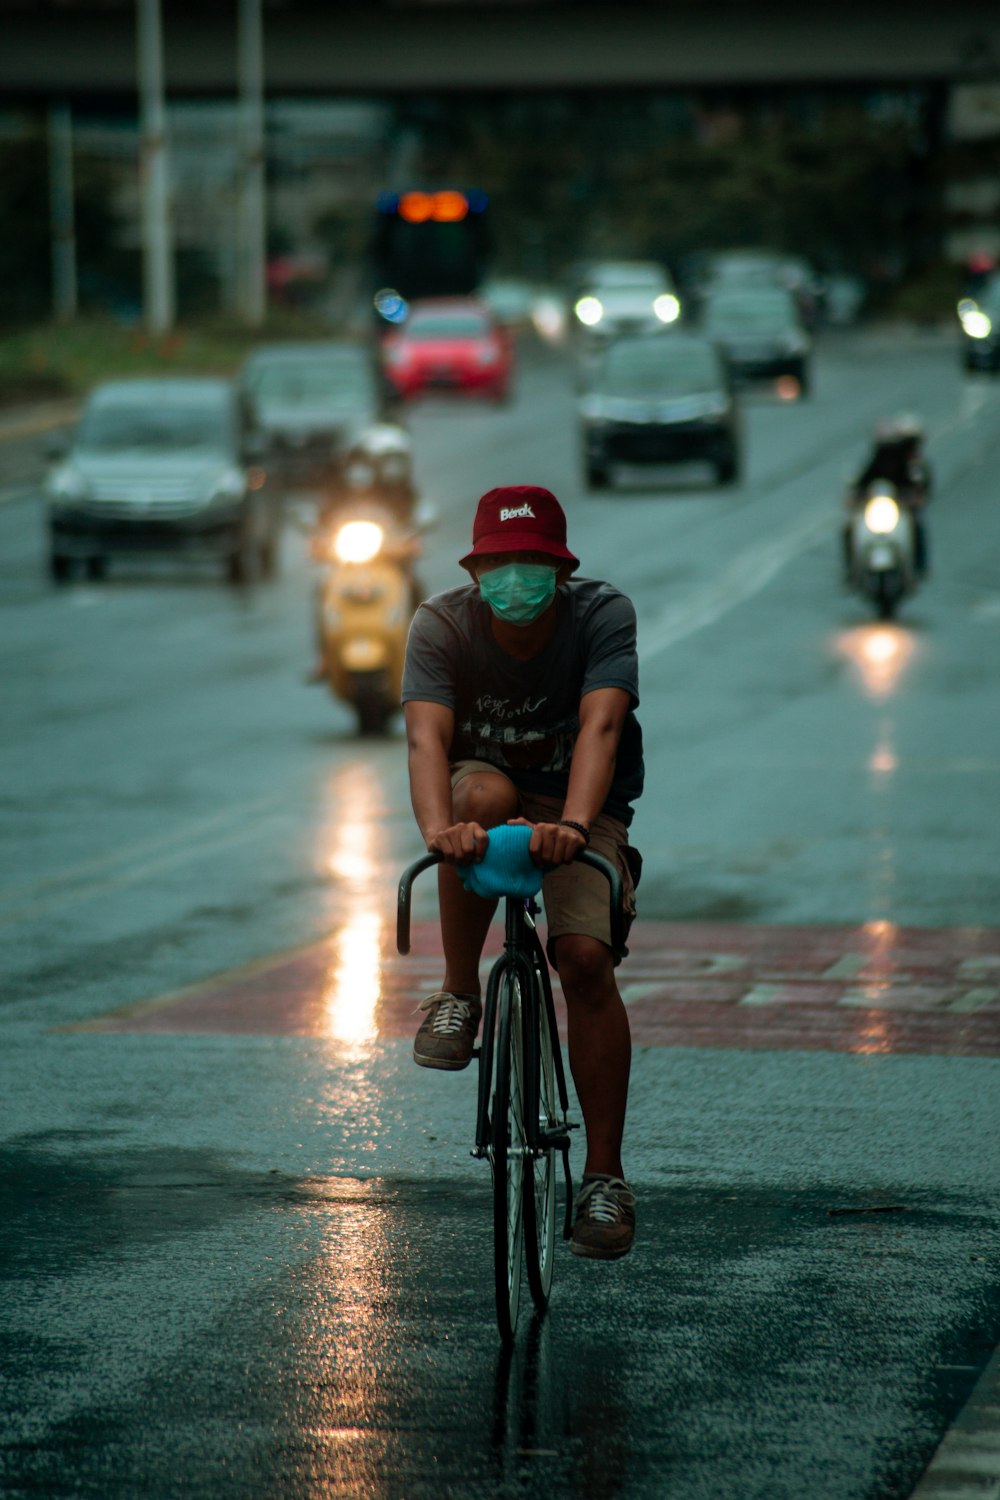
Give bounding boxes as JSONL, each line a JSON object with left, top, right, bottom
{"left": 846, "top": 481, "right": 919, "bottom": 620}
{"left": 310, "top": 498, "right": 427, "bottom": 735}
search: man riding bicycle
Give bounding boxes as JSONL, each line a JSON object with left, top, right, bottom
{"left": 401, "top": 485, "right": 643, "bottom": 1260}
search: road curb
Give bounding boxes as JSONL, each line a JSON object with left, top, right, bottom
{"left": 908, "top": 1341, "right": 1000, "bottom": 1497}
{"left": 0, "top": 399, "right": 80, "bottom": 444}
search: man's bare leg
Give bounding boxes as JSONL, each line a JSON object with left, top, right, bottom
{"left": 438, "top": 771, "right": 519, "bottom": 996}
{"left": 553, "top": 933, "right": 631, "bottom": 1179}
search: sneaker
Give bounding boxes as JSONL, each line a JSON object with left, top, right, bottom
{"left": 413, "top": 991, "right": 482, "bottom": 1071}
{"left": 570, "top": 1175, "right": 636, "bottom": 1260}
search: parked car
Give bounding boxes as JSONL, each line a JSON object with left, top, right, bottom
{"left": 701, "top": 286, "right": 812, "bottom": 395}
{"left": 46, "top": 377, "right": 277, "bottom": 584}
{"left": 958, "top": 275, "right": 1000, "bottom": 372}
{"left": 380, "top": 297, "right": 513, "bottom": 401}
{"left": 570, "top": 260, "right": 681, "bottom": 339}
{"left": 580, "top": 332, "right": 742, "bottom": 489}
{"left": 239, "top": 341, "right": 382, "bottom": 490}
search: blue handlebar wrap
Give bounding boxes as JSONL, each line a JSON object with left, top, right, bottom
{"left": 458, "top": 823, "right": 543, "bottom": 900}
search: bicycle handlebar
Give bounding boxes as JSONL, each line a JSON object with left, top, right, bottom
{"left": 396, "top": 845, "right": 625, "bottom": 960}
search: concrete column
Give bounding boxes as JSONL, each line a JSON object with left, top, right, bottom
{"left": 48, "top": 104, "right": 77, "bottom": 322}
{"left": 238, "top": 0, "right": 267, "bottom": 326}
{"left": 137, "top": 0, "right": 174, "bottom": 332}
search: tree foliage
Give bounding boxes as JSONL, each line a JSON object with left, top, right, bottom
{"left": 440, "top": 96, "right": 933, "bottom": 285}
{"left": 0, "top": 129, "right": 126, "bottom": 329}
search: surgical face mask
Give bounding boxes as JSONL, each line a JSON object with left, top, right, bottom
{"left": 478, "top": 562, "right": 558, "bottom": 624}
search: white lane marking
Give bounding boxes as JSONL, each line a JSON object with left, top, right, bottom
{"left": 0, "top": 401, "right": 80, "bottom": 443}
{"left": 0, "top": 796, "right": 281, "bottom": 917}
{"left": 0, "top": 815, "right": 285, "bottom": 928}
{"left": 822, "top": 955, "right": 868, "bottom": 980}
{"left": 0, "top": 485, "right": 38, "bottom": 507}
{"left": 946, "top": 989, "right": 1000, "bottom": 1013}
{"left": 634, "top": 372, "right": 1000, "bottom": 662}
{"left": 907, "top": 1340, "right": 1000, "bottom": 1497}
{"left": 639, "top": 510, "right": 831, "bottom": 661}
{"left": 620, "top": 981, "right": 672, "bottom": 1006}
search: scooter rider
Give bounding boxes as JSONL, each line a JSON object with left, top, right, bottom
{"left": 316, "top": 422, "right": 418, "bottom": 531}
{"left": 307, "top": 422, "right": 420, "bottom": 684}
{"left": 843, "top": 413, "right": 932, "bottom": 577}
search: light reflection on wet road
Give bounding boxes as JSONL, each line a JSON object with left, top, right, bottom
{"left": 1, "top": 1129, "right": 998, "bottom": 1499}
{"left": 3, "top": 330, "right": 1000, "bottom": 1497}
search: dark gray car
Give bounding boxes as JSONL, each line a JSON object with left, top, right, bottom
{"left": 959, "top": 276, "right": 1000, "bottom": 372}
{"left": 239, "top": 341, "right": 382, "bottom": 491}
{"left": 580, "top": 333, "right": 742, "bottom": 489}
{"left": 46, "top": 377, "right": 277, "bottom": 584}
{"left": 701, "top": 286, "right": 812, "bottom": 395}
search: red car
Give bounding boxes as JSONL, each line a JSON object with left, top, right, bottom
{"left": 380, "top": 297, "right": 514, "bottom": 402}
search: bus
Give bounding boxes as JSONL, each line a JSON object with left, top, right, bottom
{"left": 370, "top": 189, "right": 491, "bottom": 322}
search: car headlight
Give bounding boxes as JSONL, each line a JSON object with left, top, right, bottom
{"left": 532, "top": 298, "right": 566, "bottom": 341}
{"left": 864, "top": 494, "right": 900, "bottom": 534}
{"left": 653, "top": 294, "right": 681, "bottom": 324}
{"left": 334, "top": 519, "right": 384, "bottom": 563}
{"left": 211, "top": 467, "right": 246, "bottom": 503}
{"left": 47, "top": 464, "right": 88, "bottom": 503}
{"left": 580, "top": 397, "right": 608, "bottom": 423}
{"left": 575, "top": 296, "right": 604, "bottom": 327}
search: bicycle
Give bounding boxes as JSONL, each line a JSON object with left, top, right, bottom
{"left": 396, "top": 831, "right": 624, "bottom": 1343}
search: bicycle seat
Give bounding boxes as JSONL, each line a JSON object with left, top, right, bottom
{"left": 458, "top": 823, "right": 543, "bottom": 899}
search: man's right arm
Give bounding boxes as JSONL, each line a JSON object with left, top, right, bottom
{"left": 403, "top": 700, "right": 489, "bottom": 863}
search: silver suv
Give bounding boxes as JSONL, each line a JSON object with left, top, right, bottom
{"left": 46, "top": 377, "right": 277, "bottom": 584}
{"left": 571, "top": 260, "right": 682, "bottom": 339}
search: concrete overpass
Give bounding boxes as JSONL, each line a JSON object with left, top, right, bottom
{"left": 3, "top": 1, "right": 1000, "bottom": 99}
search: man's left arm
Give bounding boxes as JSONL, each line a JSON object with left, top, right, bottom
{"left": 525, "top": 687, "right": 631, "bottom": 865}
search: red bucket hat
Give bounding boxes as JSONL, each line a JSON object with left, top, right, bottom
{"left": 459, "top": 485, "right": 579, "bottom": 572}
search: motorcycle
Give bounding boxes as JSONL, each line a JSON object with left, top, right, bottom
{"left": 310, "top": 498, "right": 425, "bottom": 735}
{"left": 846, "top": 480, "right": 919, "bottom": 620}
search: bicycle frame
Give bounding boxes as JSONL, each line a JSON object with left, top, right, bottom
{"left": 471, "top": 897, "right": 576, "bottom": 1232}
{"left": 396, "top": 844, "right": 624, "bottom": 1334}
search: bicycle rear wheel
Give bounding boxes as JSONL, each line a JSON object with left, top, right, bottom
{"left": 491, "top": 970, "right": 526, "bottom": 1343}
{"left": 523, "top": 976, "right": 558, "bottom": 1311}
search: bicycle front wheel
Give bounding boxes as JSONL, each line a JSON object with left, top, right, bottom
{"left": 491, "top": 970, "right": 526, "bottom": 1343}
{"left": 523, "top": 977, "right": 558, "bottom": 1311}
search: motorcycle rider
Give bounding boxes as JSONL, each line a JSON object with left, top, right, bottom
{"left": 843, "top": 413, "right": 931, "bottom": 578}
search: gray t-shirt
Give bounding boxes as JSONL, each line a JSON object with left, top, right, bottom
{"left": 401, "top": 577, "right": 643, "bottom": 825}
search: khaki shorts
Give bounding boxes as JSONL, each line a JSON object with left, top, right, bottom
{"left": 451, "top": 760, "right": 639, "bottom": 964}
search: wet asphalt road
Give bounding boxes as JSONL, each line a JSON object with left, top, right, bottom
{"left": 2, "top": 329, "right": 1000, "bottom": 1499}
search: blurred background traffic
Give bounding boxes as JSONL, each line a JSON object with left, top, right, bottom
{"left": 2, "top": 0, "right": 999, "bottom": 739}
{"left": 2, "top": 0, "right": 1000, "bottom": 749}
{"left": 3, "top": 1, "right": 1000, "bottom": 357}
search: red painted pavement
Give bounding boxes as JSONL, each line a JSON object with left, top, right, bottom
{"left": 68, "top": 920, "right": 1000, "bottom": 1057}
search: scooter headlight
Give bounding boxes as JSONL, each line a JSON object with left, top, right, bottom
{"left": 334, "top": 519, "right": 384, "bottom": 563}
{"left": 864, "top": 494, "right": 900, "bottom": 534}
{"left": 962, "top": 309, "right": 992, "bottom": 339}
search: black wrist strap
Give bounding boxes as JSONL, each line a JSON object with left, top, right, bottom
{"left": 559, "top": 819, "right": 591, "bottom": 844}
